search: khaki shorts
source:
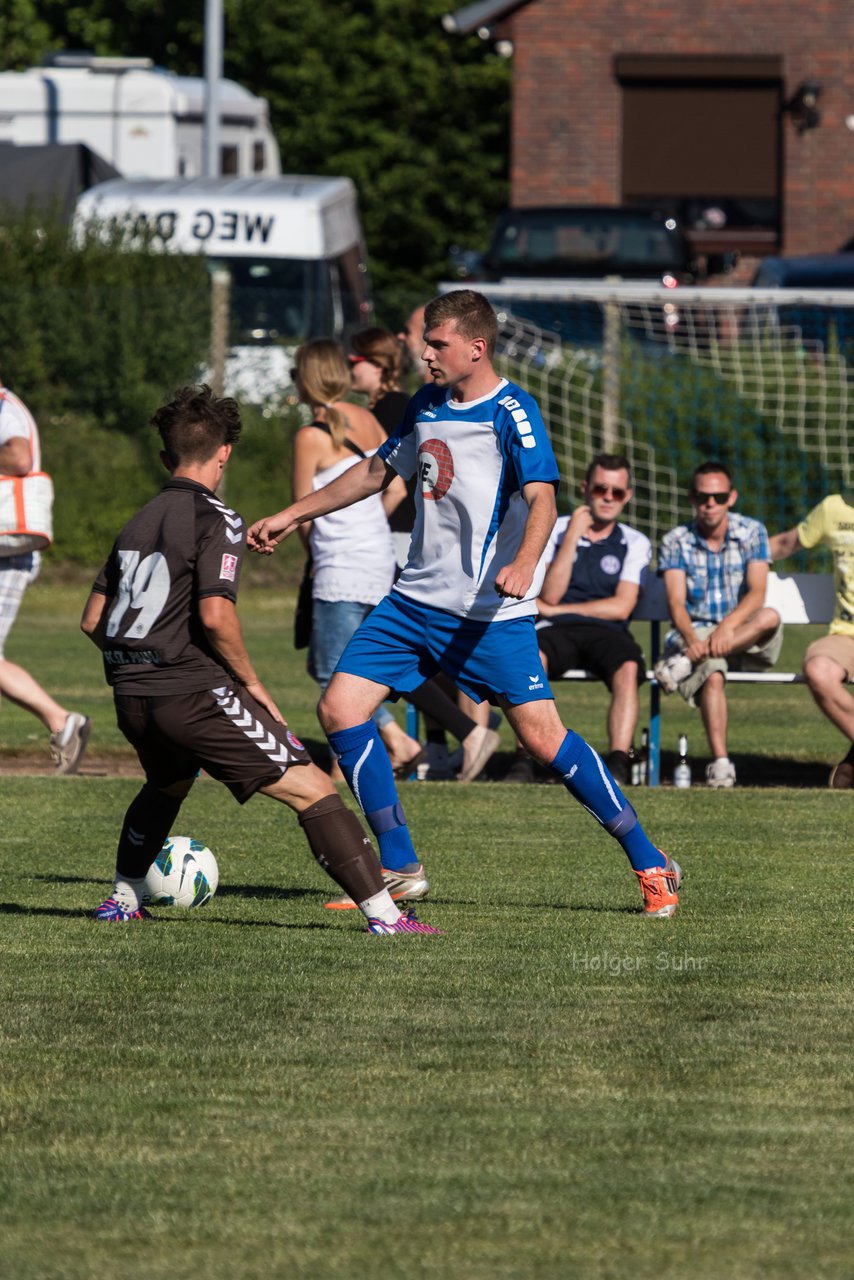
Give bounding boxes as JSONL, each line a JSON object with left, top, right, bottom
{"left": 803, "top": 633, "right": 854, "bottom": 682}
{"left": 666, "top": 621, "right": 784, "bottom": 706}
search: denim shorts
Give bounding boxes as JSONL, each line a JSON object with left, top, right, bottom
{"left": 308, "top": 596, "right": 393, "bottom": 730}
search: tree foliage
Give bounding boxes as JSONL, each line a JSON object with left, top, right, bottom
{"left": 2, "top": 1, "right": 511, "bottom": 307}
{"left": 0, "top": 212, "right": 210, "bottom": 430}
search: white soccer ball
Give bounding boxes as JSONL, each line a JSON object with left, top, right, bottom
{"left": 143, "top": 836, "right": 219, "bottom": 908}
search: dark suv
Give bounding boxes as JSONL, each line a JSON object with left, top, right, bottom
{"left": 450, "top": 206, "right": 695, "bottom": 352}
{"left": 474, "top": 205, "right": 695, "bottom": 286}
{"left": 752, "top": 253, "right": 854, "bottom": 288}
{"left": 751, "top": 253, "right": 854, "bottom": 355}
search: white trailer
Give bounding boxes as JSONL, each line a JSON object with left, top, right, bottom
{"left": 75, "top": 176, "right": 373, "bottom": 403}
{"left": 0, "top": 55, "right": 280, "bottom": 180}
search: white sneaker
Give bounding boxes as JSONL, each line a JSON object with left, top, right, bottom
{"left": 705, "top": 758, "right": 736, "bottom": 788}
{"left": 653, "top": 653, "right": 693, "bottom": 695}
{"left": 416, "top": 742, "right": 458, "bottom": 780}
{"left": 50, "top": 712, "right": 91, "bottom": 775}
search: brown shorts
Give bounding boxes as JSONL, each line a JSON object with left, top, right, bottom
{"left": 115, "top": 682, "right": 312, "bottom": 803}
{"left": 803, "top": 634, "right": 854, "bottom": 682}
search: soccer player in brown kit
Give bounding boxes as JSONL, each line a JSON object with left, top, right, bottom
{"left": 81, "top": 385, "right": 440, "bottom": 935}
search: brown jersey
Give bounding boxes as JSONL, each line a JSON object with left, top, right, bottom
{"left": 92, "top": 477, "right": 245, "bottom": 694}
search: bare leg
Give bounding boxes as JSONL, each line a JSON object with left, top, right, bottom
{"left": 721, "top": 606, "right": 781, "bottom": 656}
{"left": 501, "top": 698, "right": 568, "bottom": 764}
{"left": 607, "top": 660, "right": 640, "bottom": 754}
{"left": 377, "top": 718, "right": 423, "bottom": 773}
{"left": 697, "top": 670, "right": 728, "bottom": 758}
{"left": 319, "top": 671, "right": 390, "bottom": 733}
{"left": 0, "top": 658, "right": 69, "bottom": 734}
{"left": 458, "top": 690, "right": 489, "bottom": 729}
{"left": 803, "top": 654, "right": 854, "bottom": 741}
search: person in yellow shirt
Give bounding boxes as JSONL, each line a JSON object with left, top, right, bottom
{"left": 771, "top": 494, "right": 854, "bottom": 788}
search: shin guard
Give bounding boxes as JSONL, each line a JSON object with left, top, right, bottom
{"left": 298, "top": 793, "right": 384, "bottom": 903}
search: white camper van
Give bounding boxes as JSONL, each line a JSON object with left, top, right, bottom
{"left": 75, "top": 175, "right": 373, "bottom": 402}
{"left": 0, "top": 55, "right": 280, "bottom": 180}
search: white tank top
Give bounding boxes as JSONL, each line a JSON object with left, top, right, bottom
{"left": 309, "top": 448, "right": 395, "bottom": 604}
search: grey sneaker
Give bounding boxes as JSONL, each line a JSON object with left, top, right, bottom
{"left": 324, "top": 863, "right": 430, "bottom": 910}
{"left": 653, "top": 653, "right": 693, "bottom": 694}
{"left": 705, "top": 758, "right": 736, "bottom": 788}
{"left": 50, "top": 712, "right": 91, "bottom": 775}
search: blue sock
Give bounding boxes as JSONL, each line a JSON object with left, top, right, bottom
{"left": 549, "top": 730, "right": 665, "bottom": 871}
{"left": 327, "top": 721, "right": 419, "bottom": 873}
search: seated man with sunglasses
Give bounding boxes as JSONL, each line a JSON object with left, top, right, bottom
{"left": 528, "top": 453, "right": 651, "bottom": 785}
{"left": 656, "top": 461, "right": 782, "bottom": 788}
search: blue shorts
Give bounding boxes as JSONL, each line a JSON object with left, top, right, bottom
{"left": 335, "top": 591, "right": 555, "bottom": 706}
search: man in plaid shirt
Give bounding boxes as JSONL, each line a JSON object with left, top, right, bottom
{"left": 656, "top": 461, "right": 782, "bottom": 788}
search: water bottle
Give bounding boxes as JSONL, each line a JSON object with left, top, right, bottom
{"left": 637, "top": 727, "right": 649, "bottom": 786}
{"left": 673, "top": 733, "right": 692, "bottom": 789}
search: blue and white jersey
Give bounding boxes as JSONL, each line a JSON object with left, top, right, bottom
{"left": 545, "top": 516, "right": 651, "bottom": 630}
{"left": 378, "top": 378, "right": 559, "bottom": 620}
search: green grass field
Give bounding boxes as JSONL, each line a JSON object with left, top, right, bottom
{"left": 1, "top": 578, "right": 852, "bottom": 1279}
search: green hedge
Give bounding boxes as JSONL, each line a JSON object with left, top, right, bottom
{"left": 0, "top": 211, "right": 304, "bottom": 568}
{"left": 38, "top": 403, "right": 301, "bottom": 569}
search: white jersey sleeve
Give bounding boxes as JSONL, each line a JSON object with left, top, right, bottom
{"left": 617, "top": 523, "right": 652, "bottom": 584}
{"left": 0, "top": 387, "right": 40, "bottom": 470}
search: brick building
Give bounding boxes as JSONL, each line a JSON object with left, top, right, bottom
{"left": 444, "top": 0, "right": 854, "bottom": 271}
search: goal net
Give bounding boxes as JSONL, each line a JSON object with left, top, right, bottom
{"left": 479, "top": 281, "right": 854, "bottom": 557}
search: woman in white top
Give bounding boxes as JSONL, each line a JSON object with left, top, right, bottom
{"left": 291, "top": 340, "right": 422, "bottom": 774}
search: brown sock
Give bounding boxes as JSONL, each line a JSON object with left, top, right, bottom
{"left": 298, "top": 794, "right": 383, "bottom": 903}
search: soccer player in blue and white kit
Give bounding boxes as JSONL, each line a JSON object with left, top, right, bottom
{"left": 249, "top": 291, "right": 682, "bottom": 918}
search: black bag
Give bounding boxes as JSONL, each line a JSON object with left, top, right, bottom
{"left": 294, "top": 555, "right": 313, "bottom": 649}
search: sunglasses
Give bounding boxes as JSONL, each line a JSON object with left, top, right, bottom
{"left": 348, "top": 354, "right": 374, "bottom": 366}
{"left": 290, "top": 367, "right": 299, "bottom": 380}
{"left": 691, "top": 490, "right": 731, "bottom": 505}
{"left": 589, "top": 483, "right": 627, "bottom": 501}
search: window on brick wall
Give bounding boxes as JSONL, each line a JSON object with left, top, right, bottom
{"left": 616, "top": 55, "right": 783, "bottom": 257}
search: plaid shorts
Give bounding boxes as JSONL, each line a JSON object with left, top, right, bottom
{"left": 0, "top": 552, "right": 39, "bottom": 658}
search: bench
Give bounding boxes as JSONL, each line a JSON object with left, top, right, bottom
{"left": 555, "top": 571, "right": 835, "bottom": 785}
{"left": 403, "top": 571, "right": 834, "bottom": 784}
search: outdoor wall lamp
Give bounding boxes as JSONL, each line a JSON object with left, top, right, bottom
{"left": 784, "top": 81, "right": 822, "bottom": 133}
